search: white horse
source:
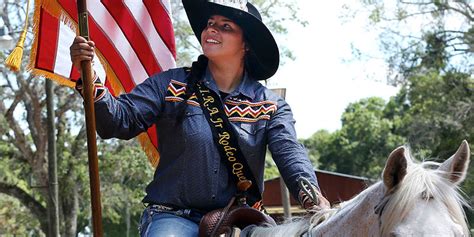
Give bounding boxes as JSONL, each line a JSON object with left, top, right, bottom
{"left": 250, "top": 140, "right": 471, "bottom": 237}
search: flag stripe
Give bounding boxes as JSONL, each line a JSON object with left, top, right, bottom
{"left": 58, "top": 0, "right": 136, "bottom": 92}
{"left": 86, "top": 0, "right": 148, "bottom": 85}
{"left": 143, "top": 0, "right": 176, "bottom": 58}
{"left": 54, "top": 21, "right": 75, "bottom": 77}
{"left": 36, "top": 9, "right": 59, "bottom": 72}
{"left": 93, "top": 56, "right": 107, "bottom": 85}
{"left": 88, "top": 17, "right": 136, "bottom": 92}
{"left": 59, "top": 0, "right": 148, "bottom": 86}
{"left": 104, "top": 79, "right": 116, "bottom": 96}
{"left": 147, "top": 125, "right": 158, "bottom": 147}
{"left": 101, "top": 0, "right": 162, "bottom": 76}
{"left": 70, "top": 66, "right": 80, "bottom": 80}
{"left": 124, "top": 0, "right": 176, "bottom": 71}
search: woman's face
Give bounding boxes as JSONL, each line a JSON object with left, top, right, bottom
{"left": 201, "top": 15, "right": 246, "bottom": 62}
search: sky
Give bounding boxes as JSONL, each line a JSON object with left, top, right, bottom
{"left": 266, "top": 1, "right": 400, "bottom": 139}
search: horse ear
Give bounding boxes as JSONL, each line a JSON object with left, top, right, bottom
{"left": 383, "top": 146, "right": 409, "bottom": 191}
{"left": 438, "top": 140, "right": 470, "bottom": 185}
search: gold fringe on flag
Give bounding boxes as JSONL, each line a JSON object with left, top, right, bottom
{"left": 5, "top": 0, "right": 31, "bottom": 72}
{"left": 138, "top": 133, "right": 160, "bottom": 168}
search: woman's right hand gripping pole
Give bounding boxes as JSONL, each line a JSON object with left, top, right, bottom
{"left": 69, "top": 36, "right": 95, "bottom": 72}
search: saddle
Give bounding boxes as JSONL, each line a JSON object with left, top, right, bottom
{"left": 199, "top": 181, "right": 276, "bottom": 237}
{"left": 198, "top": 198, "right": 276, "bottom": 237}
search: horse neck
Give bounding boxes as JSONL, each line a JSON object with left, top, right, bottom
{"left": 311, "top": 182, "right": 386, "bottom": 236}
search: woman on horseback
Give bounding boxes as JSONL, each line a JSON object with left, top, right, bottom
{"left": 70, "top": 0, "right": 330, "bottom": 236}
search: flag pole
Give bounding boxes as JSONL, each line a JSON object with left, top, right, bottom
{"left": 77, "top": 0, "right": 103, "bottom": 236}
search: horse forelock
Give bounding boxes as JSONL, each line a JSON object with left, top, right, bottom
{"left": 379, "top": 155, "right": 469, "bottom": 236}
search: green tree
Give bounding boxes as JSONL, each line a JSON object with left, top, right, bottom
{"left": 76, "top": 139, "right": 153, "bottom": 237}
{"left": 0, "top": 194, "right": 43, "bottom": 235}
{"left": 345, "top": 0, "right": 473, "bottom": 85}
{"left": 264, "top": 152, "right": 280, "bottom": 180}
{"left": 300, "top": 130, "right": 332, "bottom": 167}
{"left": 397, "top": 70, "right": 473, "bottom": 153}
{"left": 306, "top": 97, "right": 406, "bottom": 178}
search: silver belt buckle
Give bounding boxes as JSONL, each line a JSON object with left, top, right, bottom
{"left": 149, "top": 204, "right": 174, "bottom": 211}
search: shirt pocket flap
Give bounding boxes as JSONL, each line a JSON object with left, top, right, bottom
{"left": 238, "top": 121, "right": 266, "bottom": 135}
{"left": 185, "top": 105, "right": 204, "bottom": 116}
{"left": 183, "top": 106, "right": 205, "bottom": 135}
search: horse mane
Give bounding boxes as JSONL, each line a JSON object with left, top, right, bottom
{"left": 378, "top": 151, "right": 470, "bottom": 236}
{"left": 248, "top": 216, "right": 310, "bottom": 236}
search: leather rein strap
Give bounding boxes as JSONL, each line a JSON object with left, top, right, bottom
{"left": 194, "top": 81, "right": 262, "bottom": 205}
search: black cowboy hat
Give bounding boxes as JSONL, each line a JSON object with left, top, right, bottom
{"left": 183, "top": 0, "right": 280, "bottom": 80}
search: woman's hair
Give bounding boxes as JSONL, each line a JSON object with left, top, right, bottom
{"left": 243, "top": 37, "right": 258, "bottom": 80}
{"left": 176, "top": 54, "right": 209, "bottom": 124}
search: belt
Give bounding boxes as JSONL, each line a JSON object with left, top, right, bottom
{"left": 146, "top": 203, "right": 176, "bottom": 211}
{"left": 144, "top": 203, "right": 205, "bottom": 223}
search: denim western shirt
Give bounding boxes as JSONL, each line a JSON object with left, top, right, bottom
{"left": 94, "top": 67, "right": 319, "bottom": 212}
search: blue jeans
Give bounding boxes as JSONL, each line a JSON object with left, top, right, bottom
{"left": 139, "top": 205, "right": 203, "bottom": 237}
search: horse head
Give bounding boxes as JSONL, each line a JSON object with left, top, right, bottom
{"left": 249, "top": 141, "right": 471, "bottom": 237}
{"left": 379, "top": 140, "right": 470, "bottom": 236}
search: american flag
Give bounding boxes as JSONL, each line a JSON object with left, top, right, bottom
{"left": 29, "top": 0, "right": 177, "bottom": 167}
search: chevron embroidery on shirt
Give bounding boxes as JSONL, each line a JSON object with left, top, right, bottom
{"left": 224, "top": 98, "right": 277, "bottom": 122}
{"left": 165, "top": 80, "right": 199, "bottom": 106}
{"left": 167, "top": 79, "right": 187, "bottom": 97}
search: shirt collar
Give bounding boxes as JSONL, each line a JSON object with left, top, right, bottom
{"left": 203, "top": 67, "right": 256, "bottom": 100}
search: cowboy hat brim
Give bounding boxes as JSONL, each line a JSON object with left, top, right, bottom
{"left": 183, "top": 0, "right": 279, "bottom": 80}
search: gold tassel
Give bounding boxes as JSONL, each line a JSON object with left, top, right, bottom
{"left": 5, "top": 0, "right": 30, "bottom": 72}
{"left": 5, "top": 30, "right": 27, "bottom": 72}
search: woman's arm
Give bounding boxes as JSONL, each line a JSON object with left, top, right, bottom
{"left": 266, "top": 93, "right": 330, "bottom": 210}
{"left": 70, "top": 36, "right": 168, "bottom": 139}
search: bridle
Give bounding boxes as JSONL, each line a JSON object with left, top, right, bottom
{"left": 374, "top": 192, "right": 393, "bottom": 216}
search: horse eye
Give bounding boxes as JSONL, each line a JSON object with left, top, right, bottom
{"left": 421, "top": 191, "right": 434, "bottom": 200}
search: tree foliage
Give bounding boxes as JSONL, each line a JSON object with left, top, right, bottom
{"left": 303, "top": 98, "right": 406, "bottom": 178}
{"left": 345, "top": 0, "right": 473, "bottom": 85}
{"left": 0, "top": 194, "right": 43, "bottom": 236}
